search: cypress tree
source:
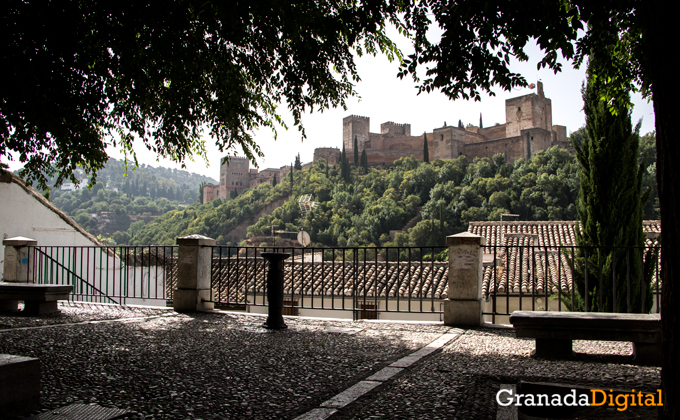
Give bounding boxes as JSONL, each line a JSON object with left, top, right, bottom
{"left": 458, "top": 119, "right": 464, "bottom": 129}
{"left": 361, "top": 149, "right": 368, "bottom": 174}
{"left": 294, "top": 153, "right": 302, "bottom": 170}
{"left": 341, "top": 144, "right": 347, "bottom": 181}
{"left": 353, "top": 135, "right": 359, "bottom": 166}
{"left": 423, "top": 132, "right": 429, "bottom": 163}
{"left": 479, "top": 113, "right": 483, "bottom": 128}
{"left": 568, "top": 59, "right": 654, "bottom": 313}
{"left": 290, "top": 163, "right": 293, "bottom": 195}
{"left": 272, "top": 174, "right": 277, "bottom": 186}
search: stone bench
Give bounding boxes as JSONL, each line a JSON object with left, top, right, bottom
{"left": 0, "top": 282, "right": 73, "bottom": 314}
{"left": 0, "top": 354, "right": 40, "bottom": 417}
{"left": 509, "top": 310, "right": 661, "bottom": 365}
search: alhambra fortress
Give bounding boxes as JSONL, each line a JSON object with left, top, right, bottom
{"left": 203, "top": 82, "right": 570, "bottom": 204}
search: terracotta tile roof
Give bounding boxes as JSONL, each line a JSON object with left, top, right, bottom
{"left": 207, "top": 260, "right": 449, "bottom": 303}
{"left": 165, "top": 220, "right": 661, "bottom": 304}
{"left": 469, "top": 221, "right": 661, "bottom": 297}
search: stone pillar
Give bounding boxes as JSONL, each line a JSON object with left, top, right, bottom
{"left": 2, "top": 237, "right": 37, "bottom": 283}
{"left": 444, "top": 232, "right": 485, "bottom": 326}
{"left": 173, "top": 235, "right": 215, "bottom": 312}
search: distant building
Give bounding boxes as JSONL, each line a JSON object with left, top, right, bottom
{"left": 60, "top": 180, "right": 86, "bottom": 191}
{"left": 202, "top": 158, "right": 293, "bottom": 204}
{"left": 203, "top": 82, "right": 571, "bottom": 204}
{"left": 343, "top": 81, "right": 569, "bottom": 165}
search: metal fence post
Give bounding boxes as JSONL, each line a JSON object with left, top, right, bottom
{"left": 444, "top": 232, "right": 485, "bottom": 326}
{"left": 174, "top": 235, "right": 215, "bottom": 312}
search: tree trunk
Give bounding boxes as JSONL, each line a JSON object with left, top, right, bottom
{"left": 648, "top": 1, "right": 679, "bottom": 418}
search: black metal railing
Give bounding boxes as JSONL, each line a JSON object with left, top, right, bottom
{"left": 482, "top": 244, "right": 662, "bottom": 323}
{"left": 207, "top": 245, "right": 449, "bottom": 318}
{"left": 30, "top": 246, "right": 177, "bottom": 305}
{"left": 25, "top": 241, "right": 662, "bottom": 323}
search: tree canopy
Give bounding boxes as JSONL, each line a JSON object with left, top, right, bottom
{"left": 400, "top": 1, "right": 676, "bottom": 416}
{"left": 2, "top": 0, "right": 401, "bottom": 190}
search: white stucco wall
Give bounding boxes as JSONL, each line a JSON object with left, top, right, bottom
{"left": 0, "top": 178, "right": 102, "bottom": 276}
{"left": 1, "top": 177, "right": 169, "bottom": 307}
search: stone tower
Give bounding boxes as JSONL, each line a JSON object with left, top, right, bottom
{"left": 220, "top": 156, "right": 250, "bottom": 197}
{"left": 504, "top": 81, "right": 553, "bottom": 137}
{"left": 343, "top": 115, "right": 370, "bottom": 152}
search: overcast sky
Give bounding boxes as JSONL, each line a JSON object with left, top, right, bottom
{"left": 8, "top": 29, "right": 656, "bottom": 182}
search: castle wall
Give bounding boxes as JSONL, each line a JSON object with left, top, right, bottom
{"left": 249, "top": 168, "right": 281, "bottom": 189}
{"left": 457, "top": 128, "right": 486, "bottom": 144}
{"left": 202, "top": 183, "right": 218, "bottom": 204}
{"left": 365, "top": 149, "right": 421, "bottom": 165}
{"left": 521, "top": 128, "right": 553, "bottom": 160}
{"left": 363, "top": 134, "right": 436, "bottom": 165}
{"left": 551, "top": 125, "right": 568, "bottom": 147}
{"left": 463, "top": 136, "right": 524, "bottom": 162}
{"left": 478, "top": 124, "right": 507, "bottom": 141}
{"left": 314, "top": 148, "right": 341, "bottom": 166}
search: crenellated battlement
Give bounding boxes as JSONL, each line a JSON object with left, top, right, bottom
{"left": 382, "top": 121, "right": 409, "bottom": 127}
{"left": 343, "top": 115, "right": 369, "bottom": 121}
{"left": 380, "top": 121, "right": 411, "bottom": 136}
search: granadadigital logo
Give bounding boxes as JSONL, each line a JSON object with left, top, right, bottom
{"left": 497, "top": 388, "right": 662, "bottom": 412}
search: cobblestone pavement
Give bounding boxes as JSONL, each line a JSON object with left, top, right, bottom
{"left": 330, "top": 328, "right": 661, "bottom": 419}
{"left": 0, "top": 304, "right": 661, "bottom": 419}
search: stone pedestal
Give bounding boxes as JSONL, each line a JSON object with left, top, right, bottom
{"left": 444, "top": 232, "right": 485, "bottom": 326}
{"left": 173, "top": 235, "right": 215, "bottom": 312}
{"left": 2, "top": 237, "right": 37, "bottom": 283}
{"left": 262, "top": 252, "right": 291, "bottom": 329}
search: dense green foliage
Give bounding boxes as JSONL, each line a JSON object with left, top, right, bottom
{"left": 129, "top": 179, "right": 292, "bottom": 246}
{"left": 46, "top": 158, "right": 216, "bottom": 243}
{"left": 250, "top": 148, "right": 583, "bottom": 248}
{"left": 102, "top": 140, "right": 659, "bottom": 247}
{"left": 2, "top": 0, "right": 401, "bottom": 191}
{"left": 51, "top": 187, "right": 181, "bottom": 240}
{"left": 568, "top": 68, "right": 655, "bottom": 313}
{"left": 47, "top": 142, "right": 658, "bottom": 248}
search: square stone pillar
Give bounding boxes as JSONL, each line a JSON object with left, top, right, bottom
{"left": 173, "top": 235, "right": 215, "bottom": 312}
{"left": 444, "top": 232, "right": 485, "bottom": 326}
{"left": 2, "top": 237, "right": 37, "bottom": 283}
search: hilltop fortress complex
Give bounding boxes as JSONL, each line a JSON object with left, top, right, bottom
{"left": 203, "top": 82, "right": 569, "bottom": 204}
